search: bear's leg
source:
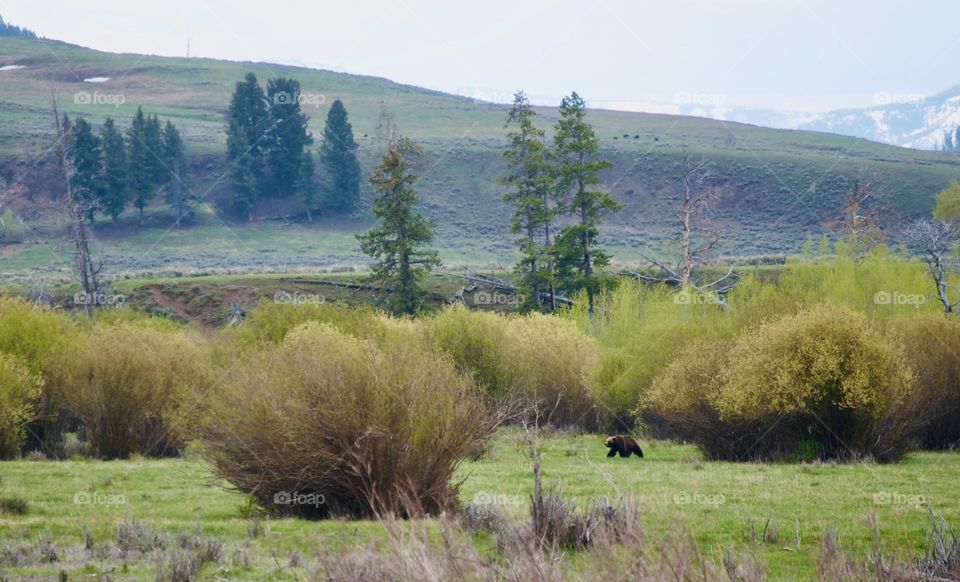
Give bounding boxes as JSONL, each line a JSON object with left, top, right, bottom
{"left": 607, "top": 448, "right": 616, "bottom": 458}
{"left": 633, "top": 444, "right": 644, "bottom": 458}
{"left": 619, "top": 449, "right": 629, "bottom": 458}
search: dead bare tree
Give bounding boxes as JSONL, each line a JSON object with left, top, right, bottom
{"left": 904, "top": 219, "right": 960, "bottom": 313}
{"left": 626, "top": 155, "right": 737, "bottom": 299}
{"left": 827, "top": 170, "right": 888, "bottom": 256}
{"left": 52, "top": 96, "right": 101, "bottom": 318}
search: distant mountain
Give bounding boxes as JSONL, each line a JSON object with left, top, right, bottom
{"left": 799, "top": 87, "right": 960, "bottom": 150}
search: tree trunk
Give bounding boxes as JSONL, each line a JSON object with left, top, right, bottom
{"left": 53, "top": 98, "right": 100, "bottom": 319}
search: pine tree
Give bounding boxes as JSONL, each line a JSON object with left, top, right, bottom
{"left": 227, "top": 122, "right": 258, "bottom": 221}
{"left": 144, "top": 114, "right": 166, "bottom": 184}
{"left": 320, "top": 99, "right": 361, "bottom": 214}
{"left": 265, "top": 78, "right": 313, "bottom": 198}
{"left": 127, "top": 107, "right": 155, "bottom": 226}
{"left": 552, "top": 92, "right": 621, "bottom": 314}
{"left": 226, "top": 73, "right": 269, "bottom": 218}
{"left": 99, "top": 117, "right": 129, "bottom": 224}
{"left": 501, "top": 91, "right": 555, "bottom": 311}
{"left": 163, "top": 121, "right": 190, "bottom": 227}
{"left": 298, "top": 152, "right": 318, "bottom": 222}
{"left": 357, "top": 148, "right": 440, "bottom": 316}
{"left": 66, "top": 117, "right": 103, "bottom": 224}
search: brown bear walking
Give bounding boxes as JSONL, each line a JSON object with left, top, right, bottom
{"left": 605, "top": 435, "right": 644, "bottom": 458}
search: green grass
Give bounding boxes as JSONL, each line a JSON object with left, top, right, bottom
{"left": 0, "top": 431, "right": 957, "bottom": 580}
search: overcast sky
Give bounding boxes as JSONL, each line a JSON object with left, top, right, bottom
{"left": 3, "top": 0, "right": 960, "bottom": 112}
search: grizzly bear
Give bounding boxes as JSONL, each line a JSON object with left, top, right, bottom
{"left": 605, "top": 435, "right": 644, "bottom": 458}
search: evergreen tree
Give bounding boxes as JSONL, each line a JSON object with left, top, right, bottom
{"left": 265, "top": 78, "right": 313, "bottom": 198}
{"left": 298, "top": 152, "right": 318, "bottom": 222}
{"left": 144, "top": 114, "right": 166, "bottom": 185}
{"left": 0, "top": 15, "right": 38, "bottom": 38}
{"left": 320, "top": 99, "right": 361, "bottom": 214}
{"left": 227, "top": 123, "right": 259, "bottom": 221}
{"left": 358, "top": 148, "right": 440, "bottom": 316}
{"left": 66, "top": 117, "right": 103, "bottom": 224}
{"left": 99, "top": 117, "right": 129, "bottom": 224}
{"left": 501, "top": 91, "right": 555, "bottom": 311}
{"left": 226, "top": 73, "right": 269, "bottom": 219}
{"left": 552, "top": 92, "right": 621, "bottom": 314}
{"left": 162, "top": 121, "right": 190, "bottom": 227}
{"left": 127, "top": 107, "right": 155, "bottom": 226}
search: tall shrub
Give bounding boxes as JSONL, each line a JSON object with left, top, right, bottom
{"left": 424, "top": 305, "right": 522, "bottom": 401}
{"left": 59, "top": 323, "right": 210, "bottom": 458}
{"left": 508, "top": 313, "right": 604, "bottom": 430}
{"left": 0, "top": 353, "right": 43, "bottom": 458}
{"left": 0, "top": 296, "right": 78, "bottom": 451}
{"left": 197, "top": 322, "right": 497, "bottom": 518}
{"left": 888, "top": 313, "right": 960, "bottom": 449}
{"left": 716, "top": 304, "right": 918, "bottom": 461}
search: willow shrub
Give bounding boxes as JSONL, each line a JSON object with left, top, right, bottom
{"left": 230, "top": 301, "right": 384, "bottom": 347}
{"left": 566, "top": 281, "right": 737, "bottom": 421}
{"left": 196, "top": 322, "right": 497, "bottom": 519}
{"left": 423, "top": 305, "right": 523, "bottom": 401}
{"left": 58, "top": 323, "right": 211, "bottom": 459}
{"left": 716, "top": 305, "right": 919, "bottom": 461}
{"left": 642, "top": 340, "right": 768, "bottom": 460}
{"left": 506, "top": 313, "right": 604, "bottom": 430}
{"left": 570, "top": 252, "right": 953, "bottom": 427}
{"left": 0, "top": 353, "right": 43, "bottom": 458}
{"left": 0, "top": 296, "right": 79, "bottom": 452}
{"left": 645, "top": 305, "right": 920, "bottom": 461}
{"left": 888, "top": 314, "right": 960, "bottom": 449}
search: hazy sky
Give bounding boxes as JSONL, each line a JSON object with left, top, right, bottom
{"left": 3, "top": 0, "right": 960, "bottom": 112}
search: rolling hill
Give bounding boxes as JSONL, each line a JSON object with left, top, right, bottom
{"left": 2, "top": 35, "right": 960, "bottom": 286}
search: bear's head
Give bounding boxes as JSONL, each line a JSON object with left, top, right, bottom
{"left": 604, "top": 436, "right": 616, "bottom": 447}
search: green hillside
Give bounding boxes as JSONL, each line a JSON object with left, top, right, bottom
{"left": 2, "top": 36, "right": 960, "bottom": 285}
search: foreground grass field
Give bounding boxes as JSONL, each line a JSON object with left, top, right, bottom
{"left": 0, "top": 431, "right": 957, "bottom": 580}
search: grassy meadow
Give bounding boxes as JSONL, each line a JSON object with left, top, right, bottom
{"left": 1, "top": 433, "right": 957, "bottom": 580}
